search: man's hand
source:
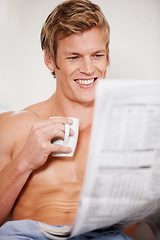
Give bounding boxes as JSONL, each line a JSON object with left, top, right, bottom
{"left": 18, "top": 117, "right": 74, "bottom": 171}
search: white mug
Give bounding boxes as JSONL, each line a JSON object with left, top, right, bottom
{"left": 50, "top": 117, "right": 79, "bottom": 157}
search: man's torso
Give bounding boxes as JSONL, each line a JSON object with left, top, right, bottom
{"left": 10, "top": 101, "right": 91, "bottom": 226}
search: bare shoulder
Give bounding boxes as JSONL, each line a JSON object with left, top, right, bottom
{"left": 0, "top": 109, "right": 39, "bottom": 132}
{"left": 0, "top": 109, "right": 41, "bottom": 144}
{"left": 0, "top": 98, "right": 54, "bottom": 146}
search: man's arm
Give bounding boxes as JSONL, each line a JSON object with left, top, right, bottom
{"left": 0, "top": 152, "right": 32, "bottom": 225}
{"left": 0, "top": 111, "right": 73, "bottom": 226}
{"left": 0, "top": 111, "right": 31, "bottom": 225}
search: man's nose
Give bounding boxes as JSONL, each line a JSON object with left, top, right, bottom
{"left": 79, "top": 57, "right": 95, "bottom": 75}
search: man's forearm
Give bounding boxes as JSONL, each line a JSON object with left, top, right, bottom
{"left": 0, "top": 157, "right": 32, "bottom": 226}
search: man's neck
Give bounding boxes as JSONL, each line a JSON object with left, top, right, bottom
{"left": 50, "top": 93, "right": 94, "bottom": 131}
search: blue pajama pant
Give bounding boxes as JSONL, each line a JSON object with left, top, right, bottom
{"left": 0, "top": 220, "right": 133, "bottom": 240}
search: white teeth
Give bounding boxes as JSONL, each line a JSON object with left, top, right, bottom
{"left": 75, "top": 79, "right": 95, "bottom": 85}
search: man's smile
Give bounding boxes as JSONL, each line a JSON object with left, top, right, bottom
{"left": 74, "top": 77, "right": 98, "bottom": 85}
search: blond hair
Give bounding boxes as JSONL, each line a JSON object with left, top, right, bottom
{"left": 41, "top": 0, "right": 110, "bottom": 77}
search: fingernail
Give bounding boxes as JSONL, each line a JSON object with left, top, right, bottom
{"left": 67, "top": 147, "right": 72, "bottom": 152}
{"left": 67, "top": 118, "right": 73, "bottom": 124}
{"left": 70, "top": 129, "right": 74, "bottom": 136}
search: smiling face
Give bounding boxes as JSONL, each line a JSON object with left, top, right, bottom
{"left": 45, "top": 27, "right": 109, "bottom": 105}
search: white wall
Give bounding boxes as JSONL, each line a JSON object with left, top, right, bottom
{"left": 0, "top": 0, "right": 160, "bottom": 110}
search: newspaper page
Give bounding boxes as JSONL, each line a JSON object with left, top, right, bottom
{"left": 39, "top": 79, "right": 160, "bottom": 239}
{"left": 71, "top": 79, "right": 160, "bottom": 237}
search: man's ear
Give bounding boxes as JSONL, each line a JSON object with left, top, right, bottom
{"left": 107, "top": 47, "right": 110, "bottom": 66}
{"left": 44, "top": 50, "right": 55, "bottom": 71}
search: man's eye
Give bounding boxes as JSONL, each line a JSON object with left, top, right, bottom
{"left": 72, "top": 56, "right": 78, "bottom": 60}
{"left": 94, "top": 54, "right": 103, "bottom": 58}
{"left": 68, "top": 56, "right": 79, "bottom": 60}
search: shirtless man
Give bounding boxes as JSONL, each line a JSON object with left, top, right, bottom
{"left": 0, "top": 0, "right": 135, "bottom": 239}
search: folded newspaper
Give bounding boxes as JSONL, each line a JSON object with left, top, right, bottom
{"left": 39, "top": 79, "right": 160, "bottom": 239}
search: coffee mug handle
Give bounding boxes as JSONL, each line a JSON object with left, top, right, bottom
{"left": 63, "top": 124, "right": 70, "bottom": 145}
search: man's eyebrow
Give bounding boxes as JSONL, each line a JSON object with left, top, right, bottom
{"left": 64, "top": 49, "right": 106, "bottom": 56}
{"left": 94, "top": 49, "right": 106, "bottom": 53}
{"left": 64, "top": 51, "right": 81, "bottom": 56}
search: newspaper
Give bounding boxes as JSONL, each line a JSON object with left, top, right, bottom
{"left": 39, "top": 79, "right": 160, "bottom": 239}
